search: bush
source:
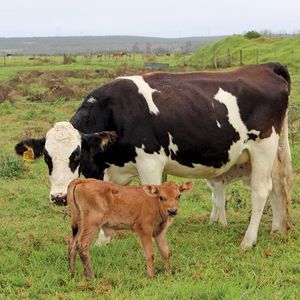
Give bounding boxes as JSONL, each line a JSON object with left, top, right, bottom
{"left": 0, "top": 154, "right": 24, "bottom": 179}
{"left": 63, "top": 54, "right": 76, "bottom": 64}
{"left": 244, "top": 30, "right": 261, "bottom": 39}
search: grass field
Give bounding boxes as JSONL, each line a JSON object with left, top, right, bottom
{"left": 0, "top": 35, "right": 300, "bottom": 299}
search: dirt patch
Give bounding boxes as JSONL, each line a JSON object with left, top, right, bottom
{"left": 48, "top": 85, "right": 75, "bottom": 99}
{"left": 0, "top": 86, "right": 12, "bottom": 103}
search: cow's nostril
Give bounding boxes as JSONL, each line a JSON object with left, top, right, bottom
{"left": 51, "top": 194, "right": 67, "bottom": 206}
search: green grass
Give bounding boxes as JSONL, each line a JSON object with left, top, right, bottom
{"left": 0, "top": 36, "right": 300, "bottom": 299}
{"left": 190, "top": 35, "right": 300, "bottom": 71}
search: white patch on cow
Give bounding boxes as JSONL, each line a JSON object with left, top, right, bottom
{"left": 214, "top": 88, "right": 248, "bottom": 137}
{"left": 216, "top": 120, "right": 221, "bottom": 128}
{"left": 214, "top": 88, "right": 250, "bottom": 167}
{"left": 104, "top": 162, "right": 137, "bottom": 185}
{"left": 118, "top": 75, "right": 160, "bottom": 115}
{"left": 45, "top": 122, "right": 81, "bottom": 198}
{"left": 168, "top": 132, "right": 178, "bottom": 155}
{"left": 87, "top": 97, "right": 97, "bottom": 104}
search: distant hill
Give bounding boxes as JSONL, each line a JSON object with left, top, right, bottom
{"left": 0, "top": 35, "right": 225, "bottom": 55}
{"left": 190, "top": 35, "right": 300, "bottom": 70}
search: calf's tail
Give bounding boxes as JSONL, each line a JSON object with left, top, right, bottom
{"left": 67, "top": 179, "right": 85, "bottom": 236}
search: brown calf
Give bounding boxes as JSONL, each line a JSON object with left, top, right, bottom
{"left": 67, "top": 178, "right": 192, "bottom": 278}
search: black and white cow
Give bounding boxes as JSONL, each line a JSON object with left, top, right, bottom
{"left": 15, "top": 62, "right": 292, "bottom": 250}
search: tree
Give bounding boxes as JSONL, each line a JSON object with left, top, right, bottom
{"left": 244, "top": 31, "right": 261, "bottom": 39}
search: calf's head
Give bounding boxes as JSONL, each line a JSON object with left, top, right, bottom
{"left": 15, "top": 121, "right": 117, "bottom": 206}
{"left": 143, "top": 181, "right": 193, "bottom": 217}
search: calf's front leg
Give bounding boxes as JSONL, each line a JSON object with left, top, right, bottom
{"left": 139, "top": 234, "right": 155, "bottom": 278}
{"left": 155, "top": 232, "right": 170, "bottom": 272}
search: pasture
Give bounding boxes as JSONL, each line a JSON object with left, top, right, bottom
{"left": 1, "top": 37, "right": 300, "bottom": 299}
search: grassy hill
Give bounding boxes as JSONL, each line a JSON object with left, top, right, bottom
{"left": 189, "top": 35, "right": 300, "bottom": 71}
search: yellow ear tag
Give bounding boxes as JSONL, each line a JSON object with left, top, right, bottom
{"left": 23, "top": 148, "right": 35, "bottom": 162}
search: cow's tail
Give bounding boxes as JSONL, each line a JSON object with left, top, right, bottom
{"left": 272, "top": 112, "right": 293, "bottom": 230}
{"left": 272, "top": 62, "right": 291, "bottom": 95}
{"left": 67, "top": 179, "right": 85, "bottom": 237}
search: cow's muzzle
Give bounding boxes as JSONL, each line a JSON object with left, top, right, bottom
{"left": 51, "top": 194, "right": 67, "bottom": 206}
{"left": 167, "top": 208, "right": 178, "bottom": 217}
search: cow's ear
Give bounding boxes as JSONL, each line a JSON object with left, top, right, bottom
{"left": 143, "top": 185, "right": 159, "bottom": 197}
{"left": 82, "top": 131, "right": 117, "bottom": 153}
{"left": 15, "top": 138, "right": 45, "bottom": 161}
{"left": 179, "top": 181, "right": 193, "bottom": 193}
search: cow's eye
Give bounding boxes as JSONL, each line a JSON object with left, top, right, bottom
{"left": 69, "top": 146, "right": 81, "bottom": 173}
{"left": 43, "top": 150, "right": 53, "bottom": 175}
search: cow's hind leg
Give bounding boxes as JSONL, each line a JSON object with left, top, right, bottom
{"left": 240, "top": 132, "right": 278, "bottom": 250}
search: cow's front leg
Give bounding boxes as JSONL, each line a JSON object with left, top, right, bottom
{"left": 135, "top": 148, "right": 166, "bottom": 185}
{"left": 207, "top": 181, "right": 228, "bottom": 227}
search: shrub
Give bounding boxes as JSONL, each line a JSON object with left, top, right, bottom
{"left": 244, "top": 30, "right": 261, "bottom": 39}
{"left": 0, "top": 154, "right": 24, "bottom": 179}
{"left": 63, "top": 54, "right": 76, "bottom": 64}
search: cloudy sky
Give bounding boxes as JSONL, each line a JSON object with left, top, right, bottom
{"left": 1, "top": 0, "right": 299, "bottom": 37}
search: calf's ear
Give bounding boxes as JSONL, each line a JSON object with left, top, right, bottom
{"left": 82, "top": 131, "right": 118, "bottom": 153}
{"left": 143, "top": 185, "right": 159, "bottom": 197}
{"left": 179, "top": 181, "right": 193, "bottom": 193}
{"left": 15, "top": 138, "right": 45, "bottom": 161}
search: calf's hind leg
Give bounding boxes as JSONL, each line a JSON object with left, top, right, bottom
{"left": 77, "top": 221, "right": 101, "bottom": 279}
{"left": 68, "top": 232, "right": 78, "bottom": 277}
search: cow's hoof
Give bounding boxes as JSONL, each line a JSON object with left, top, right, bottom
{"left": 240, "top": 238, "right": 256, "bottom": 251}
{"left": 95, "top": 233, "right": 111, "bottom": 246}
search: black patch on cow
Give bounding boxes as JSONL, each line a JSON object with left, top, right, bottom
{"left": 246, "top": 132, "right": 258, "bottom": 142}
{"left": 69, "top": 146, "right": 81, "bottom": 173}
{"left": 44, "top": 149, "right": 53, "bottom": 175}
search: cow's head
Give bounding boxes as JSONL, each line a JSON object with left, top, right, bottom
{"left": 15, "top": 122, "right": 117, "bottom": 206}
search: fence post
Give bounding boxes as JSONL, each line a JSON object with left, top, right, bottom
{"left": 228, "top": 48, "right": 232, "bottom": 67}
{"left": 239, "top": 50, "right": 243, "bottom": 65}
{"left": 213, "top": 52, "right": 218, "bottom": 69}
{"left": 3, "top": 55, "right": 6, "bottom": 66}
{"left": 256, "top": 49, "right": 259, "bottom": 64}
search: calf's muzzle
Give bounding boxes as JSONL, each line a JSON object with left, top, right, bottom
{"left": 167, "top": 208, "right": 178, "bottom": 217}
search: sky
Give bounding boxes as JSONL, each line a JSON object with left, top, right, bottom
{"left": 1, "top": 0, "right": 299, "bottom": 38}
